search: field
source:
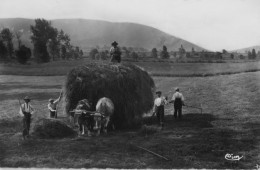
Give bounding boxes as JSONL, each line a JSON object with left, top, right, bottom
{"left": 1, "top": 59, "right": 260, "bottom": 76}
{"left": 0, "top": 61, "right": 260, "bottom": 169}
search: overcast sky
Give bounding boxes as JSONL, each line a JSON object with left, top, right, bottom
{"left": 1, "top": 0, "right": 260, "bottom": 51}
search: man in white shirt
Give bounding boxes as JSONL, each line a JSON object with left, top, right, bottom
{"left": 170, "top": 88, "right": 185, "bottom": 119}
{"left": 48, "top": 91, "right": 63, "bottom": 118}
{"left": 153, "top": 91, "right": 168, "bottom": 128}
{"left": 19, "top": 96, "right": 35, "bottom": 139}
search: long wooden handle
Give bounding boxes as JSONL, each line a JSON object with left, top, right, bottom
{"left": 135, "top": 145, "right": 169, "bottom": 161}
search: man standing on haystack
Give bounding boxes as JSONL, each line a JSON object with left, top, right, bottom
{"left": 48, "top": 90, "right": 63, "bottom": 118}
{"left": 19, "top": 96, "right": 35, "bottom": 139}
{"left": 153, "top": 91, "right": 168, "bottom": 128}
{"left": 170, "top": 87, "right": 185, "bottom": 119}
{"left": 110, "top": 41, "right": 122, "bottom": 63}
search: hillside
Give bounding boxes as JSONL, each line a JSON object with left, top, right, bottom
{"left": 231, "top": 45, "right": 260, "bottom": 53}
{"left": 0, "top": 18, "right": 205, "bottom": 51}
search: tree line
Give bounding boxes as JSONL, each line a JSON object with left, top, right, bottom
{"left": 0, "top": 18, "right": 83, "bottom": 64}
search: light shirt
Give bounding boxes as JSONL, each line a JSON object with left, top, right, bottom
{"left": 19, "top": 103, "right": 34, "bottom": 116}
{"left": 154, "top": 96, "right": 167, "bottom": 107}
{"left": 172, "top": 92, "right": 184, "bottom": 101}
{"left": 48, "top": 97, "right": 61, "bottom": 112}
{"left": 109, "top": 46, "right": 121, "bottom": 55}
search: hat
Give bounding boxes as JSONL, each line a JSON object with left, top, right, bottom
{"left": 111, "top": 41, "right": 118, "bottom": 46}
{"left": 175, "top": 87, "right": 179, "bottom": 91}
{"left": 156, "top": 91, "right": 162, "bottom": 94}
{"left": 24, "top": 96, "right": 31, "bottom": 101}
{"left": 49, "top": 98, "right": 54, "bottom": 102}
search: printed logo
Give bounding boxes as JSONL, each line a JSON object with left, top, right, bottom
{"left": 225, "top": 153, "right": 243, "bottom": 161}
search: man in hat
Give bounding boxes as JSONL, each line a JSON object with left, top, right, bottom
{"left": 170, "top": 87, "right": 185, "bottom": 119}
{"left": 153, "top": 91, "right": 168, "bottom": 128}
{"left": 19, "top": 96, "right": 35, "bottom": 139}
{"left": 48, "top": 90, "right": 63, "bottom": 118}
{"left": 110, "top": 41, "right": 122, "bottom": 63}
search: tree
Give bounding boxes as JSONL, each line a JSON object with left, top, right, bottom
{"left": 89, "top": 48, "right": 99, "bottom": 60}
{"left": 230, "top": 53, "right": 234, "bottom": 59}
{"left": 46, "top": 28, "right": 59, "bottom": 61}
{"left": 74, "top": 46, "right": 80, "bottom": 59}
{"left": 151, "top": 48, "right": 158, "bottom": 58}
{"left": 192, "top": 47, "right": 195, "bottom": 53}
{"left": 15, "top": 45, "right": 31, "bottom": 64}
{"left": 58, "top": 29, "right": 71, "bottom": 60}
{"left": 130, "top": 51, "right": 138, "bottom": 61}
{"left": 30, "top": 19, "right": 58, "bottom": 62}
{"left": 160, "top": 45, "right": 169, "bottom": 59}
{"left": 222, "top": 49, "right": 227, "bottom": 54}
{"left": 100, "top": 51, "right": 108, "bottom": 60}
{"left": 15, "top": 30, "right": 23, "bottom": 48}
{"left": 60, "top": 45, "right": 66, "bottom": 60}
{"left": 1, "top": 28, "right": 14, "bottom": 58}
{"left": 0, "top": 40, "right": 8, "bottom": 60}
{"left": 79, "top": 50, "right": 84, "bottom": 58}
{"left": 252, "top": 49, "right": 256, "bottom": 59}
{"left": 248, "top": 51, "right": 252, "bottom": 59}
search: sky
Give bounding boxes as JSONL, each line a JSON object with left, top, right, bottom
{"left": 0, "top": 0, "right": 260, "bottom": 51}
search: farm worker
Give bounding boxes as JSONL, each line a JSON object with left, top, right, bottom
{"left": 170, "top": 87, "right": 185, "bottom": 119}
{"left": 110, "top": 41, "right": 122, "bottom": 63}
{"left": 48, "top": 90, "right": 63, "bottom": 118}
{"left": 19, "top": 96, "right": 35, "bottom": 139}
{"left": 153, "top": 91, "right": 168, "bottom": 128}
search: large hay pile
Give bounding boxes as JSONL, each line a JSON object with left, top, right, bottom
{"left": 64, "top": 62, "right": 155, "bottom": 129}
{"left": 32, "top": 118, "right": 76, "bottom": 138}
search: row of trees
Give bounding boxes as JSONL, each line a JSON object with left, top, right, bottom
{"left": 31, "top": 19, "right": 83, "bottom": 63}
{"left": 1, "top": 19, "right": 84, "bottom": 64}
{"left": 151, "top": 45, "right": 169, "bottom": 59}
{"left": 0, "top": 28, "right": 32, "bottom": 64}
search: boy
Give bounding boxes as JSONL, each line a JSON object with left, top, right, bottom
{"left": 153, "top": 91, "right": 168, "bottom": 128}
{"left": 48, "top": 91, "right": 63, "bottom": 118}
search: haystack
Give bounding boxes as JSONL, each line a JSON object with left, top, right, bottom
{"left": 63, "top": 62, "right": 155, "bottom": 129}
{"left": 32, "top": 118, "right": 76, "bottom": 138}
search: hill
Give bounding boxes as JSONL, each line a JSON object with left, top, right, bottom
{"left": 231, "top": 45, "right": 260, "bottom": 53}
{"left": 0, "top": 18, "right": 205, "bottom": 51}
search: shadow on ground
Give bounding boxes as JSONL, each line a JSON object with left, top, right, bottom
{"left": 0, "top": 113, "right": 258, "bottom": 169}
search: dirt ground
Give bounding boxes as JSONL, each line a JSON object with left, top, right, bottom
{"left": 0, "top": 73, "right": 260, "bottom": 169}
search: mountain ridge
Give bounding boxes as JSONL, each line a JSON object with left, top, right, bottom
{"left": 0, "top": 18, "right": 206, "bottom": 51}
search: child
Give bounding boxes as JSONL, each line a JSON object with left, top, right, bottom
{"left": 153, "top": 91, "right": 168, "bottom": 128}
{"left": 48, "top": 90, "right": 63, "bottom": 118}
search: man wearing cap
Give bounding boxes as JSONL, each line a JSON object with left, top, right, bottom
{"left": 19, "top": 96, "right": 35, "bottom": 139}
{"left": 110, "top": 41, "right": 122, "bottom": 63}
{"left": 153, "top": 91, "right": 168, "bottom": 128}
{"left": 170, "top": 88, "right": 185, "bottom": 119}
{"left": 48, "top": 91, "right": 63, "bottom": 118}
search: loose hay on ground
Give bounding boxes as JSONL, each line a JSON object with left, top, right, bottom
{"left": 32, "top": 118, "right": 76, "bottom": 139}
{"left": 63, "top": 62, "right": 155, "bottom": 129}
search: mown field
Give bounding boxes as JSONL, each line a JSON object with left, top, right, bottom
{"left": 0, "top": 66, "right": 260, "bottom": 168}
{"left": 1, "top": 59, "right": 260, "bottom": 76}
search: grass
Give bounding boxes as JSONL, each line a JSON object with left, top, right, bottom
{"left": 0, "top": 71, "right": 260, "bottom": 168}
{"left": 1, "top": 58, "right": 260, "bottom": 77}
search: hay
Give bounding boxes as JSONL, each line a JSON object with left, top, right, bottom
{"left": 63, "top": 62, "right": 155, "bottom": 129}
{"left": 32, "top": 118, "right": 76, "bottom": 139}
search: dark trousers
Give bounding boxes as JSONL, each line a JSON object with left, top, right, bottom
{"left": 23, "top": 112, "right": 31, "bottom": 136}
{"left": 174, "top": 98, "right": 182, "bottom": 119}
{"left": 156, "top": 105, "right": 164, "bottom": 126}
{"left": 110, "top": 55, "right": 121, "bottom": 63}
{"left": 50, "top": 110, "right": 57, "bottom": 118}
